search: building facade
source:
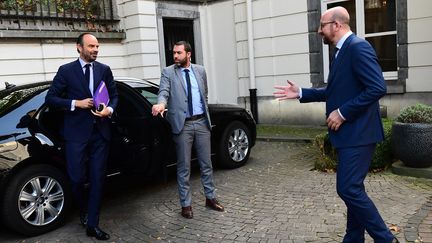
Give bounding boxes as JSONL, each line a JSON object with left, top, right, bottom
{"left": 1, "top": 0, "right": 431, "bottom": 124}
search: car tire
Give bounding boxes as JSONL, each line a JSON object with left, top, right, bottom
{"left": 1, "top": 164, "right": 71, "bottom": 236}
{"left": 217, "top": 121, "right": 251, "bottom": 169}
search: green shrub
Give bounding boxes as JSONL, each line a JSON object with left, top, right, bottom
{"left": 313, "top": 133, "right": 337, "bottom": 172}
{"left": 395, "top": 103, "right": 432, "bottom": 123}
{"left": 371, "top": 118, "right": 393, "bottom": 169}
{"left": 313, "top": 118, "right": 393, "bottom": 171}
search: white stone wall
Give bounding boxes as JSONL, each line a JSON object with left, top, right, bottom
{"left": 406, "top": 0, "right": 432, "bottom": 92}
{"left": 0, "top": 38, "right": 129, "bottom": 89}
{"left": 0, "top": 0, "right": 161, "bottom": 89}
{"left": 199, "top": 1, "right": 238, "bottom": 104}
{"left": 232, "top": 0, "right": 324, "bottom": 124}
{"left": 117, "top": 0, "right": 161, "bottom": 83}
{"left": 233, "top": 0, "right": 311, "bottom": 98}
{"left": 1, "top": 0, "right": 430, "bottom": 125}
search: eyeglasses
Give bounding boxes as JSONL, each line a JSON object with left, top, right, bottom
{"left": 320, "top": 21, "right": 336, "bottom": 29}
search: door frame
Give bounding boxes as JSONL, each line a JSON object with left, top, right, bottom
{"left": 156, "top": 2, "right": 204, "bottom": 69}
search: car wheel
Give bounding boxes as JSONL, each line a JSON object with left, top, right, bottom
{"left": 1, "top": 164, "right": 71, "bottom": 236}
{"left": 217, "top": 121, "right": 251, "bottom": 169}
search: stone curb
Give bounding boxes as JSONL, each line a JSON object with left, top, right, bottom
{"left": 405, "top": 197, "right": 432, "bottom": 242}
{"left": 256, "top": 136, "right": 313, "bottom": 143}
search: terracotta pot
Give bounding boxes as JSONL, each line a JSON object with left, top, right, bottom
{"left": 391, "top": 122, "right": 432, "bottom": 168}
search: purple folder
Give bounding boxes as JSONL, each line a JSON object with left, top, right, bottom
{"left": 93, "top": 80, "right": 110, "bottom": 108}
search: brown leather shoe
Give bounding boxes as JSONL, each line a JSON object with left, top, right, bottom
{"left": 205, "top": 198, "right": 224, "bottom": 212}
{"left": 181, "top": 206, "right": 193, "bottom": 219}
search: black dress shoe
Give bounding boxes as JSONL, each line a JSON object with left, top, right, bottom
{"left": 181, "top": 206, "right": 193, "bottom": 219}
{"left": 79, "top": 213, "right": 88, "bottom": 227}
{"left": 205, "top": 198, "right": 224, "bottom": 212}
{"left": 86, "top": 226, "right": 110, "bottom": 241}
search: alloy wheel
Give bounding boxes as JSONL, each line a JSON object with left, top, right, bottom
{"left": 18, "top": 176, "right": 65, "bottom": 226}
{"left": 228, "top": 128, "right": 249, "bottom": 162}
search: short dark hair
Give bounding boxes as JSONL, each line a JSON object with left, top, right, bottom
{"left": 175, "top": 41, "right": 192, "bottom": 53}
{"left": 76, "top": 32, "right": 92, "bottom": 53}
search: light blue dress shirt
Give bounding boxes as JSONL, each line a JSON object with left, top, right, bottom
{"left": 71, "top": 58, "right": 94, "bottom": 111}
{"left": 181, "top": 66, "right": 204, "bottom": 117}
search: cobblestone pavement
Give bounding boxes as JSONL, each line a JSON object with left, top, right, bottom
{"left": 1, "top": 141, "right": 432, "bottom": 243}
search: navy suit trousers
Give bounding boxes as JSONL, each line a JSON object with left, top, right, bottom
{"left": 65, "top": 127, "right": 109, "bottom": 227}
{"left": 336, "top": 144, "right": 394, "bottom": 243}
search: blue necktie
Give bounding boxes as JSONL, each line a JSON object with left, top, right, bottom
{"left": 330, "top": 47, "right": 339, "bottom": 69}
{"left": 184, "top": 69, "right": 193, "bottom": 116}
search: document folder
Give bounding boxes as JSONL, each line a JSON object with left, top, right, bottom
{"left": 93, "top": 80, "right": 110, "bottom": 108}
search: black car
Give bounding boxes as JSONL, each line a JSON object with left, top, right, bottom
{"left": 0, "top": 78, "right": 256, "bottom": 236}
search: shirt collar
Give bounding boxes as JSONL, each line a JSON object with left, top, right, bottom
{"left": 336, "top": 31, "right": 353, "bottom": 50}
{"left": 79, "top": 58, "right": 92, "bottom": 68}
{"left": 180, "top": 64, "right": 192, "bottom": 72}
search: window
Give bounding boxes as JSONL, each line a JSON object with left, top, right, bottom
{"left": 322, "top": 0, "right": 397, "bottom": 81}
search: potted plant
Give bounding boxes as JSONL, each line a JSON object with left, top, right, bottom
{"left": 391, "top": 103, "right": 432, "bottom": 168}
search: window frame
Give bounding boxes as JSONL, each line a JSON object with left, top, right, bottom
{"left": 320, "top": 0, "right": 398, "bottom": 82}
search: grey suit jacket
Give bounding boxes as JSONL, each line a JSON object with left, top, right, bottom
{"left": 157, "top": 63, "right": 212, "bottom": 134}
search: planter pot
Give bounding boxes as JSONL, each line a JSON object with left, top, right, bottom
{"left": 391, "top": 122, "right": 432, "bottom": 168}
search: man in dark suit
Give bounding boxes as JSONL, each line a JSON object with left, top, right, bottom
{"left": 274, "top": 7, "right": 398, "bottom": 243}
{"left": 151, "top": 41, "right": 224, "bottom": 219}
{"left": 45, "top": 33, "right": 118, "bottom": 240}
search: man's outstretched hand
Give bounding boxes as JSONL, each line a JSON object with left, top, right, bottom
{"left": 273, "top": 80, "right": 300, "bottom": 100}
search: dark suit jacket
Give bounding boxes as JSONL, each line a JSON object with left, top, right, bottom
{"left": 301, "top": 34, "right": 386, "bottom": 148}
{"left": 45, "top": 59, "right": 118, "bottom": 142}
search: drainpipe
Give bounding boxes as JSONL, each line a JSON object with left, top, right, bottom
{"left": 246, "top": 0, "right": 258, "bottom": 123}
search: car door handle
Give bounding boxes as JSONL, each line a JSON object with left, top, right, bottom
{"left": 122, "top": 137, "right": 131, "bottom": 144}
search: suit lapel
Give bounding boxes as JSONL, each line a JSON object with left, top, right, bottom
{"left": 93, "top": 62, "right": 101, "bottom": 93}
{"left": 327, "top": 34, "right": 355, "bottom": 83}
{"left": 191, "top": 64, "right": 204, "bottom": 95}
{"left": 174, "top": 65, "right": 187, "bottom": 96}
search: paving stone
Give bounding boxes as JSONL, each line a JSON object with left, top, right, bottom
{"left": 0, "top": 141, "right": 431, "bottom": 243}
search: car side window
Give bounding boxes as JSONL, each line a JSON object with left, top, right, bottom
{"left": 116, "top": 88, "right": 142, "bottom": 118}
{"left": 139, "top": 89, "right": 158, "bottom": 105}
{"left": 37, "top": 106, "right": 64, "bottom": 139}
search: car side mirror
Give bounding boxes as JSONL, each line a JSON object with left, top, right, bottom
{"left": 16, "top": 110, "right": 36, "bottom": 128}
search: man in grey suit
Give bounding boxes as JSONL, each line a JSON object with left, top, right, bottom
{"left": 152, "top": 41, "right": 224, "bottom": 219}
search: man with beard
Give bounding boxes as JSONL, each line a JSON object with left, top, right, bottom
{"left": 152, "top": 41, "right": 224, "bottom": 219}
{"left": 46, "top": 33, "right": 118, "bottom": 240}
{"left": 273, "top": 7, "right": 398, "bottom": 243}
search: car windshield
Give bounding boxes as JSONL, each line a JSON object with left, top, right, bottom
{"left": 0, "top": 85, "right": 49, "bottom": 142}
{"left": 0, "top": 84, "right": 50, "bottom": 118}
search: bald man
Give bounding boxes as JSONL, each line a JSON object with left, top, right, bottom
{"left": 274, "top": 6, "right": 398, "bottom": 243}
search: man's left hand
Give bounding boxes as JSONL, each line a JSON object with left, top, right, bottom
{"left": 91, "top": 104, "right": 111, "bottom": 117}
{"left": 327, "top": 110, "right": 344, "bottom": 131}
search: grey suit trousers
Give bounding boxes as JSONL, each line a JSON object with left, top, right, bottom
{"left": 173, "top": 117, "right": 216, "bottom": 207}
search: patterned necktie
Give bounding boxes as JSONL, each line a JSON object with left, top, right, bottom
{"left": 184, "top": 69, "right": 193, "bottom": 116}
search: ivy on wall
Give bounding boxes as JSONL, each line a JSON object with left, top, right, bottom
{"left": 0, "top": 0, "right": 100, "bottom": 19}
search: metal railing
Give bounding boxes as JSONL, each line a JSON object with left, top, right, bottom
{"left": 0, "top": 0, "right": 119, "bottom": 32}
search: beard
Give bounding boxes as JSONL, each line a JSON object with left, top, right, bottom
{"left": 323, "top": 38, "right": 330, "bottom": 45}
{"left": 83, "top": 51, "right": 97, "bottom": 62}
{"left": 174, "top": 56, "right": 188, "bottom": 67}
